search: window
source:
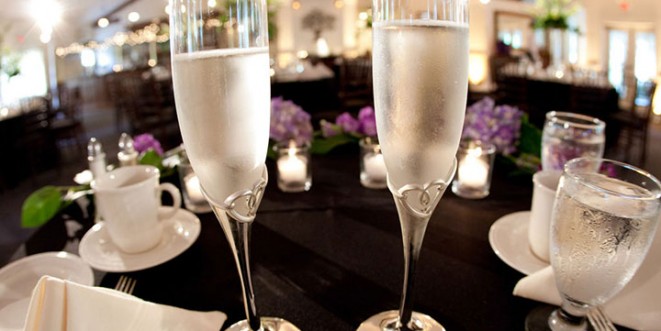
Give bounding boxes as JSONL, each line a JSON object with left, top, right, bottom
{"left": 607, "top": 27, "right": 656, "bottom": 106}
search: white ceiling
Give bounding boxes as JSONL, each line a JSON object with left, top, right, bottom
{"left": 0, "top": 0, "right": 170, "bottom": 46}
{"left": 0, "top": 0, "right": 119, "bottom": 23}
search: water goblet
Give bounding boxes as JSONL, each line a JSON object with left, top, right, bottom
{"left": 541, "top": 111, "right": 605, "bottom": 171}
{"left": 547, "top": 157, "right": 660, "bottom": 330}
{"left": 169, "top": 1, "right": 298, "bottom": 330}
{"left": 357, "top": 0, "right": 469, "bottom": 330}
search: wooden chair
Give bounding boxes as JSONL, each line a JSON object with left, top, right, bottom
{"left": 610, "top": 79, "right": 657, "bottom": 166}
{"left": 337, "top": 56, "right": 373, "bottom": 112}
{"left": 51, "top": 85, "right": 86, "bottom": 159}
{"left": 120, "top": 70, "right": 178, "bottom": 142}
{"left": 17, "top": 97, "right": 59, "bottom": 182}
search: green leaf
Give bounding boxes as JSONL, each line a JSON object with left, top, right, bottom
{"left": 139, "top": 149, "right": 164, "bottom": 169}
{"left": 21, "top": 186, "right": 63, "bottom": 228}
{"left": 310, "top": 134, "right": 356, "bottom": 155}
{"left": 518, "top": 116, "right": 542, "bottom": 157}
{"left": 267, "top": 140, "right": 277, "bottom": 160}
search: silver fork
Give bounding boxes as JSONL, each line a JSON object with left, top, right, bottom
{"left": 114, "top": 275, "right": 137, "bottom": 295}
{"left": 587, "top": 306, "right": 617, "bottom": 331}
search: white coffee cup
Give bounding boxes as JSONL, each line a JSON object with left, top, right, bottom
{"left": 528, "top": 170, "right": 562, "bottom": 262}
{"left": 92, "top": 165, "right": 182, "bottom": 253}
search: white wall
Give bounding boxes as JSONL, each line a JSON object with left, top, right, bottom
{"left": 276, "top": 0, "right": 354, "bottom": 56}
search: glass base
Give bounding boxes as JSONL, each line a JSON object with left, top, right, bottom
{"left": 225, "top": 317, "right": 300, "bottom": 331}
{"left": 360, "top": 174, "right": 388, "bottom": 189}
{"left": 525, "top": 306, "right": 588, "bottom": 331}
{"left": 451, "top": 182, "right": 489, "bottom": 199}
{"left": 357, "top": 310, "right": 445, "bottom": 331}
{"left": 277, "top": 180, "right": 311, "bottom": 193}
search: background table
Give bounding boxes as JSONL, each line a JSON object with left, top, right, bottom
{"left": 10, "top": 150, "right": 561, "bottom": 330}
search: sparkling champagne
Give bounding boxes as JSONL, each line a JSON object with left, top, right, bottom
{"left": 172, "top": 47, "right": 270, "bottom": 203}
{"left": 373, "top": 20, "right": 469, "bottom": 189}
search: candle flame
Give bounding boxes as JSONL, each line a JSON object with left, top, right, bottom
{"left": 287, "top": 140, "right": 298, "bottom": 157}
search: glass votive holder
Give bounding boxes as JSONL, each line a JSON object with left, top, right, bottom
{"left": 177, "top": 159, "right": 212, "bottom": 213}
{"left": 452, "top": 139, "right": 496, "bottom": 199}
{"left": 359, "top": 137, "right": 387, "bottom": 189}
{"left": 275, "top": 140, "right": 312, "bottom": 192}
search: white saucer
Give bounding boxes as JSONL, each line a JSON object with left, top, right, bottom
{"left": 489, "top": 211, "right": 549, "bottom": 275}
{"left": 79, "top": 207, "right": 201, "bottom": 272}
{"left": 0, "top": 251, "right": 94, "bottom": 330}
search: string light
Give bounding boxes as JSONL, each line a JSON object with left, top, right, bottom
{"left": 128, "top": 12, "right": 140, "bottom": 22}
{"left": 98, "top": 18, "right": 110, "bottom": 28}
{"left": 56, "top": 23, "right": 170, "bottom": 57}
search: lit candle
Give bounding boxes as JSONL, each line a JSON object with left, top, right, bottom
{"left": 458, "top": 151, "right": 489, "bottom": 189}
{"left": 364, "top": 152, "right": 387, "bottom": 182}
{"left": 184, "top": 173, "right": 205, "bottom": 203}
{"left": 277, "top": 147, "right": 307, "bottom": 183}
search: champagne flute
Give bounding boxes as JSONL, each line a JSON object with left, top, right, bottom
{"left": 358, "top": 0, "right": 469, "bottom": 330}
{"left": 546, "top": 158, "right": 660, "bottom": 330}
{"left": 170, "top": 1, "right": 298, "bottom": 330}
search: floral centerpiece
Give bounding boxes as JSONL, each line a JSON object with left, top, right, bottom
{"left": 270, "top": 97, "right": 314, "bottom": 146}
{"left": 268, "top": 97, "right": 377, "bottom": 155}
{"left": 532, "top": 0, "right": 578, "bottom": 30}
{"left": 310, "top": 106, "right": 377, "bottom": 154}
{"left": 462, "top": 97, "right": 542, "bottom": 174}
{"left": 21, "top": 133, "right": 173, "bottom": 228}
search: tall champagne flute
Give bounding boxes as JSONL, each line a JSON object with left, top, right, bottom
{"left": 170, "top": 1, "right": 298, "bottom": 330}
{"left": 358, "top": 0, "right": 469, "bottom": 330}
{"left": 546, "top": 158, "right": 660, "bottom": 330}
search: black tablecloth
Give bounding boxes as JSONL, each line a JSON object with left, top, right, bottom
{"left": 12, "top": 151, "right": 559, "bottom": 330}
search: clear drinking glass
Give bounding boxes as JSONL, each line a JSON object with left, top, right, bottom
{"left": 358, "top": 0, "right": 469, "bottom": 330}
{"left": 541, "top": 111, "right": 605, "bottom": 171}
{"left": 548, "top": 157, "right": 661, "bottom": 330}
{"left": 170, "top": 1, "right": 298, "bottom": 330}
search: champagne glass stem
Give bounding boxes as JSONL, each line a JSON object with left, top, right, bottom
{"left": 394, "top": 198, "right": 430, "bottom": 331}
{"left": 217, "top": 210, "right": 262, "bottom": 331}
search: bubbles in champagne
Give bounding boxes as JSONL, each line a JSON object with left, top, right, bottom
{"left": 172, "top": 48, "right": 270, "bottom": 203}
{"left": 372, "top": 21, "right": 469, "bottom": 189}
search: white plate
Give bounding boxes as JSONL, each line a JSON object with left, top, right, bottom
{"left": 79, "top": 207, "right": 201, "bottom": 272}
{"left": 0, "top": 252, "right": 94, "bottom": 330}
{"left": 489, "top": 211, "right": 549, "bottom": 275}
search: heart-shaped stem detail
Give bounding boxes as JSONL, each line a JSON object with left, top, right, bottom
{"left": 206, "top": 165, "right": 268, "bottom": 331}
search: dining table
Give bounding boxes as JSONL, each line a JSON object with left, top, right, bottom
{"left": 1, "top": 148, "right": 634, "bottom": 331}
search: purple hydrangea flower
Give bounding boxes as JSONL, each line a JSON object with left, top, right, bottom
{"left": 270, "top": 97, "right": 313, "bottom": 145}
{"left": 544, "top": 143, "right": 584, "bottom": 170}
{"left": 357, "top": 106, "right": 377, "bottom": 137}
{"left": 462, "top": 97, "right": 522, "bottom": 155}
{"left": 336, "top": 112, "right": 360, "bottom": 134}
{"left": 133, "top": 133, "right": 164, "bottom": 156}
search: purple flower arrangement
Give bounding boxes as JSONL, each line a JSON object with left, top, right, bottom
{"left": 133, "top": 133, "right": 164, "bottom": 156}
{"left": 270, "top": 97, "right": 314, "bottom": 146}
{"left": 321, "top": 106, "right": 377, "bottom": 138}
{"left": 462, "top": 97, "right": 523, "bottom": 155}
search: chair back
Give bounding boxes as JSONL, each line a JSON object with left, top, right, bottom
{"left": 338, "top": 57, "right": 372, "bottom": 97}
{"left": 635, "top": 80, "right": 657, "bottom": 121}
{"left": 619, "top": 71, "right": 637, "bottom": 110}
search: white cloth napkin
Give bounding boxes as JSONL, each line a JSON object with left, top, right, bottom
{"left": 23, "top": 276, "right": 226, "bottom": 331}
{"left": 514, "top": 225, "right": 661, "bottom": 331}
